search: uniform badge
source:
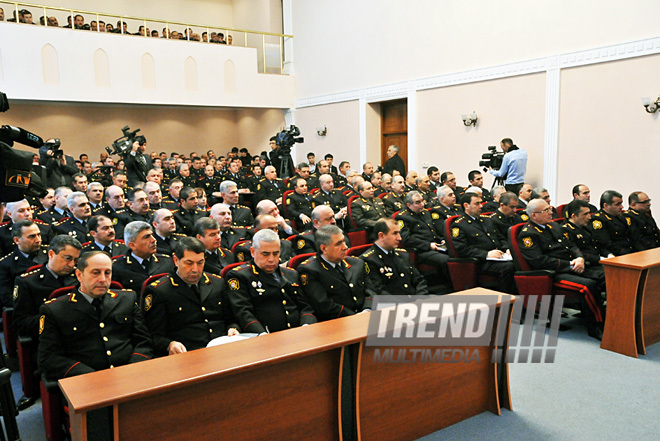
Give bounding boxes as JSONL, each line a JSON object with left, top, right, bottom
{"left": 228, "top": 278, "right": 240, "bottom": 290}
{"left": 523, "top": 237, "right": 533, "bottom": 248}
{"left": 364, "top": 263, "right": 370, "bottom": 274}
{"left": 13, "top": 285, "right": 19, "bottom": 301}
{"left": 398, "top": 220, "right": 404, "bottom": 229}
{"left": 452, "top": 227, "right": 459, "bottom": 238}
{"left": 432, "top": 213, "right": 440, "bottom": 220}
{"left": 237, "top": 252, "right": 245, "bottom": 261}
{"left": 257, "top": 281, "right": 262, "bottom": 288}
{"left": 257, "top": 184, "right": 261, "bottom": 190}
{"left": 286, "top": 198, "right": 291, "bottom": 205}
{"left": 521, "top": 214, "right": 529, "bottom": 221}
{"left": 39, "top": 315, "right": 45, "bottom": 335}
{"left": 144, "top": 294, "right": 153, "bottom": 311}
{"left": 112, "top": 217, "right": 118, "bottom": 225}
{"left": 592, "top": 220, "right": 602, "bottom": 230}
{"left": 301, "top": 273, "right": 308, "bottom": 285}
{"left": 252, "top": 281, "right": 257, "bottom": 288}
{"left": 364, "top": 205, "right": 370, "bottom": 211}
{"left": 380, "top": 267, "right": 385, "bottom": 274}
{"left": 626, "top": 217, "right": 631, "bottom": 226}
{"left": 297, "top": 239, "right": 305, "bottom": 250}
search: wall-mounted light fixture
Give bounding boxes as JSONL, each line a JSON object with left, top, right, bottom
{"left": 642, "top": 96, "right": 660, "bottom": 113}
{"left": 462, "top": 112, "right": 478, "bottom": 127}
{"left": 316, "top": 125, "right": 327, "bottom": 136}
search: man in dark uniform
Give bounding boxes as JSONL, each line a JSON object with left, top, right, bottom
{"left": 86, "top": 182, "right": 105, "bottom": 211}
{"left": 291, "top": 205, "right": 352, "bottom": 255}
{"left": 193, "top": 217, "right": 235, "bottom": 274}
{"left": 441, "top": 171, "right": 465, "bottom": 201}
{"left": 256, "top": 199, "right": 298, "bottom": 239}
{"left": 625, "top": 191, "right": 660, "bottom": 251}
{"left": 112, "top": 221, "right": 175, "bottom": 293}
{"left": 382, "top": 144, "right": 406, "bottom": 177}
{"left": 222, "top": 159, "right": 248, "bottom": 191}
{"left": 152, "top": 208, "right": 184, "bottom": 256}
{"left": 0, "top": 199, "right": 54, "bottom": 257}
{"left": 219, "top": 180, "right": 254, "bottom": 227}
{"left": 562, "top": 200, "right": 610, "bottom": 264}
{"left": 245, "top": 215, "right": 297, "bottom": 263}
{"left": 417, "top": 175, "right": 437, "bottom": 208}
{"left": 361, "top": 162, "right": 374, "bottom": 183}
{"left": 142, "top": 237, "right": 237, "bottom": 357}
{"left": 143, "top": 181, "right": 163, "bottom": 211}
{"left": 118, "top": 188, "right": 152, "bottom": 224}
{"left": 467, "top": 170, "right": 492, "bottom": 201}
{"left": 81, "top": 215, "right": 129, "bottom": 257}
{"left": 482, "top": 186, "right": 506, "bottom": 213}
{"left": 0, "top": 221, "right": 50, "bottom": 307}
{"left": 567, "top": 184, "right": 599, "bottom": 216}
{"left": 451, "top": 193, "right": 515, "bottom": 293}
{"left": 382, "top": 175, "right": 407, "bottom": 217}
{"left": 96, "top": 185, "right": 129, "bottom": 240}
{"left": 589, "top": 190, "right": 634, "bottom": 256}
{"left": 37, "top": 186, "right": 71, "bottom": 225}
{"left": 38, "top": 251, "right": 154, "bottom": 441}
{"left": 286, "top": 162, "right": 311, "bottom": 190}
{"left": 255, "top": 165, "right": 285, "bottom": 205}
{"left": 313, "top": 174, "right": 349, "bottom": 230}
{"left": 518, "top": 199, "right": 605, "bottom": 340}
{"left": 430, "top": 185, "right": 460, "bottom": 222}
{"left": 12, "top": 235, "right": 81, "bottom": 409}
{"left": 350, "top": 181, "right": 387, "bottom": 236}
{"left": 396, "top": 191, "right": 450, "bottom": 287}
{"left": 52, "top": 191, "right": 93, "bottom": 243}
{"left": 225, "top": 229, "right": 317, "bottom": 333}
{"left": 488, "top": 191, "right": 528, "bottom": 240}
{"left": 161, "top": 178, "right": 184, "bottom": 211}
{"left": 210, "top": 203, "right": 254, "bottom": 250}
{"left": 360, "top": 219, "right": 429, "bottom": 297}
{"left": 285, "top": 178, "right": 315, "bottom": 231}
{"left": 173, "top": 187, "right": 205, "bottom": 236}
{"left": 298, "top": 225, "right": 376, "bottom": 321}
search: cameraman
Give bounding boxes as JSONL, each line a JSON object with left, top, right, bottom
{"left": 268, "top": 136, "right": 295, "bottom": 179}
{"left": 489, "top": 138, "right": 528, "bottom": 195}
{"left": 124, "top": 136, "right": 151, "bottom": 187}
{"left": 39, "top": 139, "right": 77, "bottom": 188}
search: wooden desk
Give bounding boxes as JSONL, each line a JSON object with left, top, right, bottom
{"left": 59, "top": 289, "right": 513, "bottom": 441}
{"left": 601, "top": 248, "right": 660, "bottom": 358}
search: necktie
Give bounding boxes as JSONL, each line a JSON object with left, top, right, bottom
{"left": 334, "top": 263, "right": 345, "bottom": 279}
{"left": 142, "top": 258, "right": 150, "bottom": 272}
{"left": 191, "top": 284, "right": 201, "bottom": 297}
{"left": 91, "top": 298, "right": 102, "bottom": 318}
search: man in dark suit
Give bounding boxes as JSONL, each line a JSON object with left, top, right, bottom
{"left": 40, "top": 142, "right": 78, "bottom": 188}
{"left": 0, "top": 221, "right": 49, "bottom": 307}
{"left": 225, "top": 229, "right": 317, "bottom": 333}
{"left": 193, "top": 217, "right": 235, "bottom": 274}
{"left": 360, "top": 219, "right": 428, "bottom": 297}
{"left": 382, "top": 145, "right": 406, "bottom": 177}
{"left": 124, "top": 138, "right": 152, "bottom": 187}
{"left": 298, "top": 225, "right": 377, "bottom": 321}
{"left": 81, "top": 215, "right": 129, "bottom": 257}
{"left": 112, "top": 221, "right": 174, "bottom": 293}
{"left": 38, "top": 251, "right": 154, "bottom": 440}
{"left": 142, "top": 237, "right": 237, "bottom": 356}
{"left": 173, "top": 187, "right": 205, "bottom": 236}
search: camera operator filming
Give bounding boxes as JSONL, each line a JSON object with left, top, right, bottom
{"left": 39, "top": 138, "right": 78, "bottom": 188}
{"left": 106, "top": 126, "right": 149, "bottom": 187}
{"left": 488, "top": 137, "right": 527, "bottom": 195}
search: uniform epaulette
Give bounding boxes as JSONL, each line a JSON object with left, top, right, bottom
{"left": 33, "top": 219, "right": 47, "bottom": 225}
{"left": 455, "top": 216, "right": 465, "bottom": 224}
{"left": 53, "top": 218, "right": 71, "bottom": 227}
{"left": 81, "top": 241, "right": 92, "bottom": 247}
{"left": 362, "top": 249, "right": 375, "bottom": 257}
{"left": 113, "top": 255, "right": 128, "bottom": 262}
{"left": 395, "top": 248, "right": 407, "bottom": 252}
{"left": 35, "top": 209, "right": 47, "bottom": 215}
{"left": 233, "top": 263, "right": 252, "bottom": 272}
{"left": 0, "top": 254, "right": 11, "bottom": 263}
{"left": 172, "top": 233, "right": 186, "bottom": 237}
{"left": 238, "top": 204, "right": 250, "bottom": 209}
{"left": 21, "top": 268, "right": 41, "bottom": 278}
{"left": 45, "top": 296, "right": 65, "bottom": 304}
{"left": 113, "top": 239, "right": 126, "bottom": 244}
{"left": 208, "top": 272, "right": 223, "bottom": 280}
{"left": 0, "top": 221, "right": 9, "bottom": 227}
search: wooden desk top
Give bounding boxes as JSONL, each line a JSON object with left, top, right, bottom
{"left": 600, "top": 248, "right": 660, "bottom": 270}
{"left": 59, "top": 288, "right": 510, "bottom": 413}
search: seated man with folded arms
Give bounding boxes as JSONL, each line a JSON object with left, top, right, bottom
{"left": 298, "top": 225, "right": 376, "bottom": 320}
{"left": 142, "top": 237, "right": 237, "bottom": 356}
{"left": 451, "top": 193, "right": 515, "bottom": 293}
{"left": 225, "top": 229, "right": 316, "bottom": 333}
{"left": 285, "top": 178, "right": 315, "bottom": 231}
{"left": 360, "top": 218, "right": 429, "bottom": 297}
{"left": 39, "top": 251, "right": 153, "bottom": 440}
{"left": 518, "top": 199, "right": 605, "bottom": 340}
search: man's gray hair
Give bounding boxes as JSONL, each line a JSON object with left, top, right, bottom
{"left": 124, "top": 221, "right": 152, "bottom": 244}
{"left": 526, "top": 199, "right": 546, "bottom": 216}
{"left": 55, "top": 186, "right": 72, "bottom": 197}
{"left": 87, "top": 181, "right": 104, "bottom": 191}
{"left": 5, "top": 199, "right": 28, "bottom": 214}
{"left": 319, "top": 174, "right": 333, "bottom": 185}
{"left": 436, "top": 185, "right": 453, "bottom": 199}
{"left": 67, "top": 191, "right": 86, "bottom": 208}
{"left": 389, "top": 145, "right": 399, "bottom": 153}
{"left": 405, "top": 190, "right": 422, "bottom": 205}
{"left": 219, "top": 180, "right": 237, "bottom": 194}
{"left": 533, "top": 187, "right": 548, "bottom": 195}
{"left": 252, "top": 228, "right": 280, "bottom": 250}
{"left": 143, "top": 181, "right": 160, "bottom": 192}
{"left": 316, "top": 225, "right": 343, "bottom": 247}
{"left": 312, "top": 204, "right": 333, "bottom": 222}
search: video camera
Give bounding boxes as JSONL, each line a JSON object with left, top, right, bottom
{"left": 479, "top": 145, "right": 504, "bottom": 172}
{"left": 275, "top": 125, "right": 304, "bottom": 155}
{"left": 105, "top": 125, "right": 146, "bottom": 157}
{"left": 44, "top": 138, "right": 63, "bottom": 159}
{"left": 0, "top": 91, "right": 49, "bottom": 202}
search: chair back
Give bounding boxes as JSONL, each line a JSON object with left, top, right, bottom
{"left": 347, "top": 195, "right": 361, "bottom": 229}
{"left": 347, "top": 243, "right": 372, "bottom": 257}
{"left": 221, "top": 262, "right": 245, "bottom": 279}
{"left": 347, "top": 230, "right": 368, "bottom": 247}
{"left": 287, "top": 252, "right": 315, "bottom": 269}
{"left": 508, "top": 223, "right": 531, "bottom": 271}
{"left": 444, "top": 215, "right": 462, "bottom": 258}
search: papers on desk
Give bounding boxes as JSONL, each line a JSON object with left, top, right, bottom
{"left": 487, "top": 253, "right": 513, "bottom": 262}
{"left": 206, "top": 333, "right": 259, "bottom": 347}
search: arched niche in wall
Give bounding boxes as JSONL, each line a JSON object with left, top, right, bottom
{"left": 94, "top": 49, "right": 110, "bottom": 88}
{"left": 41, "top": 44, "right": 60, "bottom": 85}
{"left": 184, "top": 56, "right": 198, "bottom": 91}
{"left": 224, "top": 59, "right": 236, "bottom": 93}
{"left": 141, "top": 53, "right": 156, "bottom": 89}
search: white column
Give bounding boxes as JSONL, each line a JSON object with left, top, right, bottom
{"left": 407, "top": 86, "right": 417, "bottom": 171}
{"left": 281, "top": 0, "right": 294, "bottom": 75}
{"left": 359, "top": 97, "right": 367, "bottom": 168}
{"left": 544, "top": 57, "right": 561, "bottom": 199}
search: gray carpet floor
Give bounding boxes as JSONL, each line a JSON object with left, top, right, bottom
{"left": 5, "top": 316, "right": 660, "bottom": 440}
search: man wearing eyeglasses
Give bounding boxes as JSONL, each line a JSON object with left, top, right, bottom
{"left": 518, "top": 199, "right": 605, "bottom": 340}
{"left": 13, "top": 235, "right": 82, "bottom": 409}
{"left": 625, "top": 191, "right": 660, "bottom": 251}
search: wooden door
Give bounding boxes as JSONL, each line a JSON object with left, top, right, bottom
{"left": 381, "top": 99, "right": 408, "bottom": 172}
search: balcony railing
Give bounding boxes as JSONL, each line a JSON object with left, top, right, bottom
{"left": 0, "top": 1, "right": 292, "bottom": 74}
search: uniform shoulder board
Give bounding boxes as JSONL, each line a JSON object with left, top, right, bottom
{"left": 208, "top": 273, "right": 223, "bottom": 280}
{"left": 33, "top": 219, "right": 47, "bottom": 225}
{"left": 238, "top": 204, "right": 249, "bottom": 209}
{"left": 173, "top": 233, "right": 186, "bottom": 237}
{"left": 0, "top": 254, "right": 11, "bottom": 263}
{"left": 113, "top": 255, "right": 128, "bottom": 262}
{"left": 455, "top": 217, "right": 465, "bottom": 224}
{"left": 362, "top": 249, "right": 374, "bottom": 257}
{"left": 234, "top": 263, "right": 251, "bottom": 272}
{"left": 21, "top": 268, "right": 41, "bottom": 278}
{"left": 395, "top": 248, "right": 407, "bottom": 252}
{"left": 0, "top": 221, "right": 9, "bottom": 227}
{"left": 81, "top": 241, "right": 92, "bottom": 247}
{"left": 53, "top": 218, "right": 70, "bottom": 227}
{"left": 113, "top": 239, "right": 126, "bottom": 244}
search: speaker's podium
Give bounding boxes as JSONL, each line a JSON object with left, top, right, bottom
{"left": 58, "top": 289, "right": 515, "bottom": 441}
